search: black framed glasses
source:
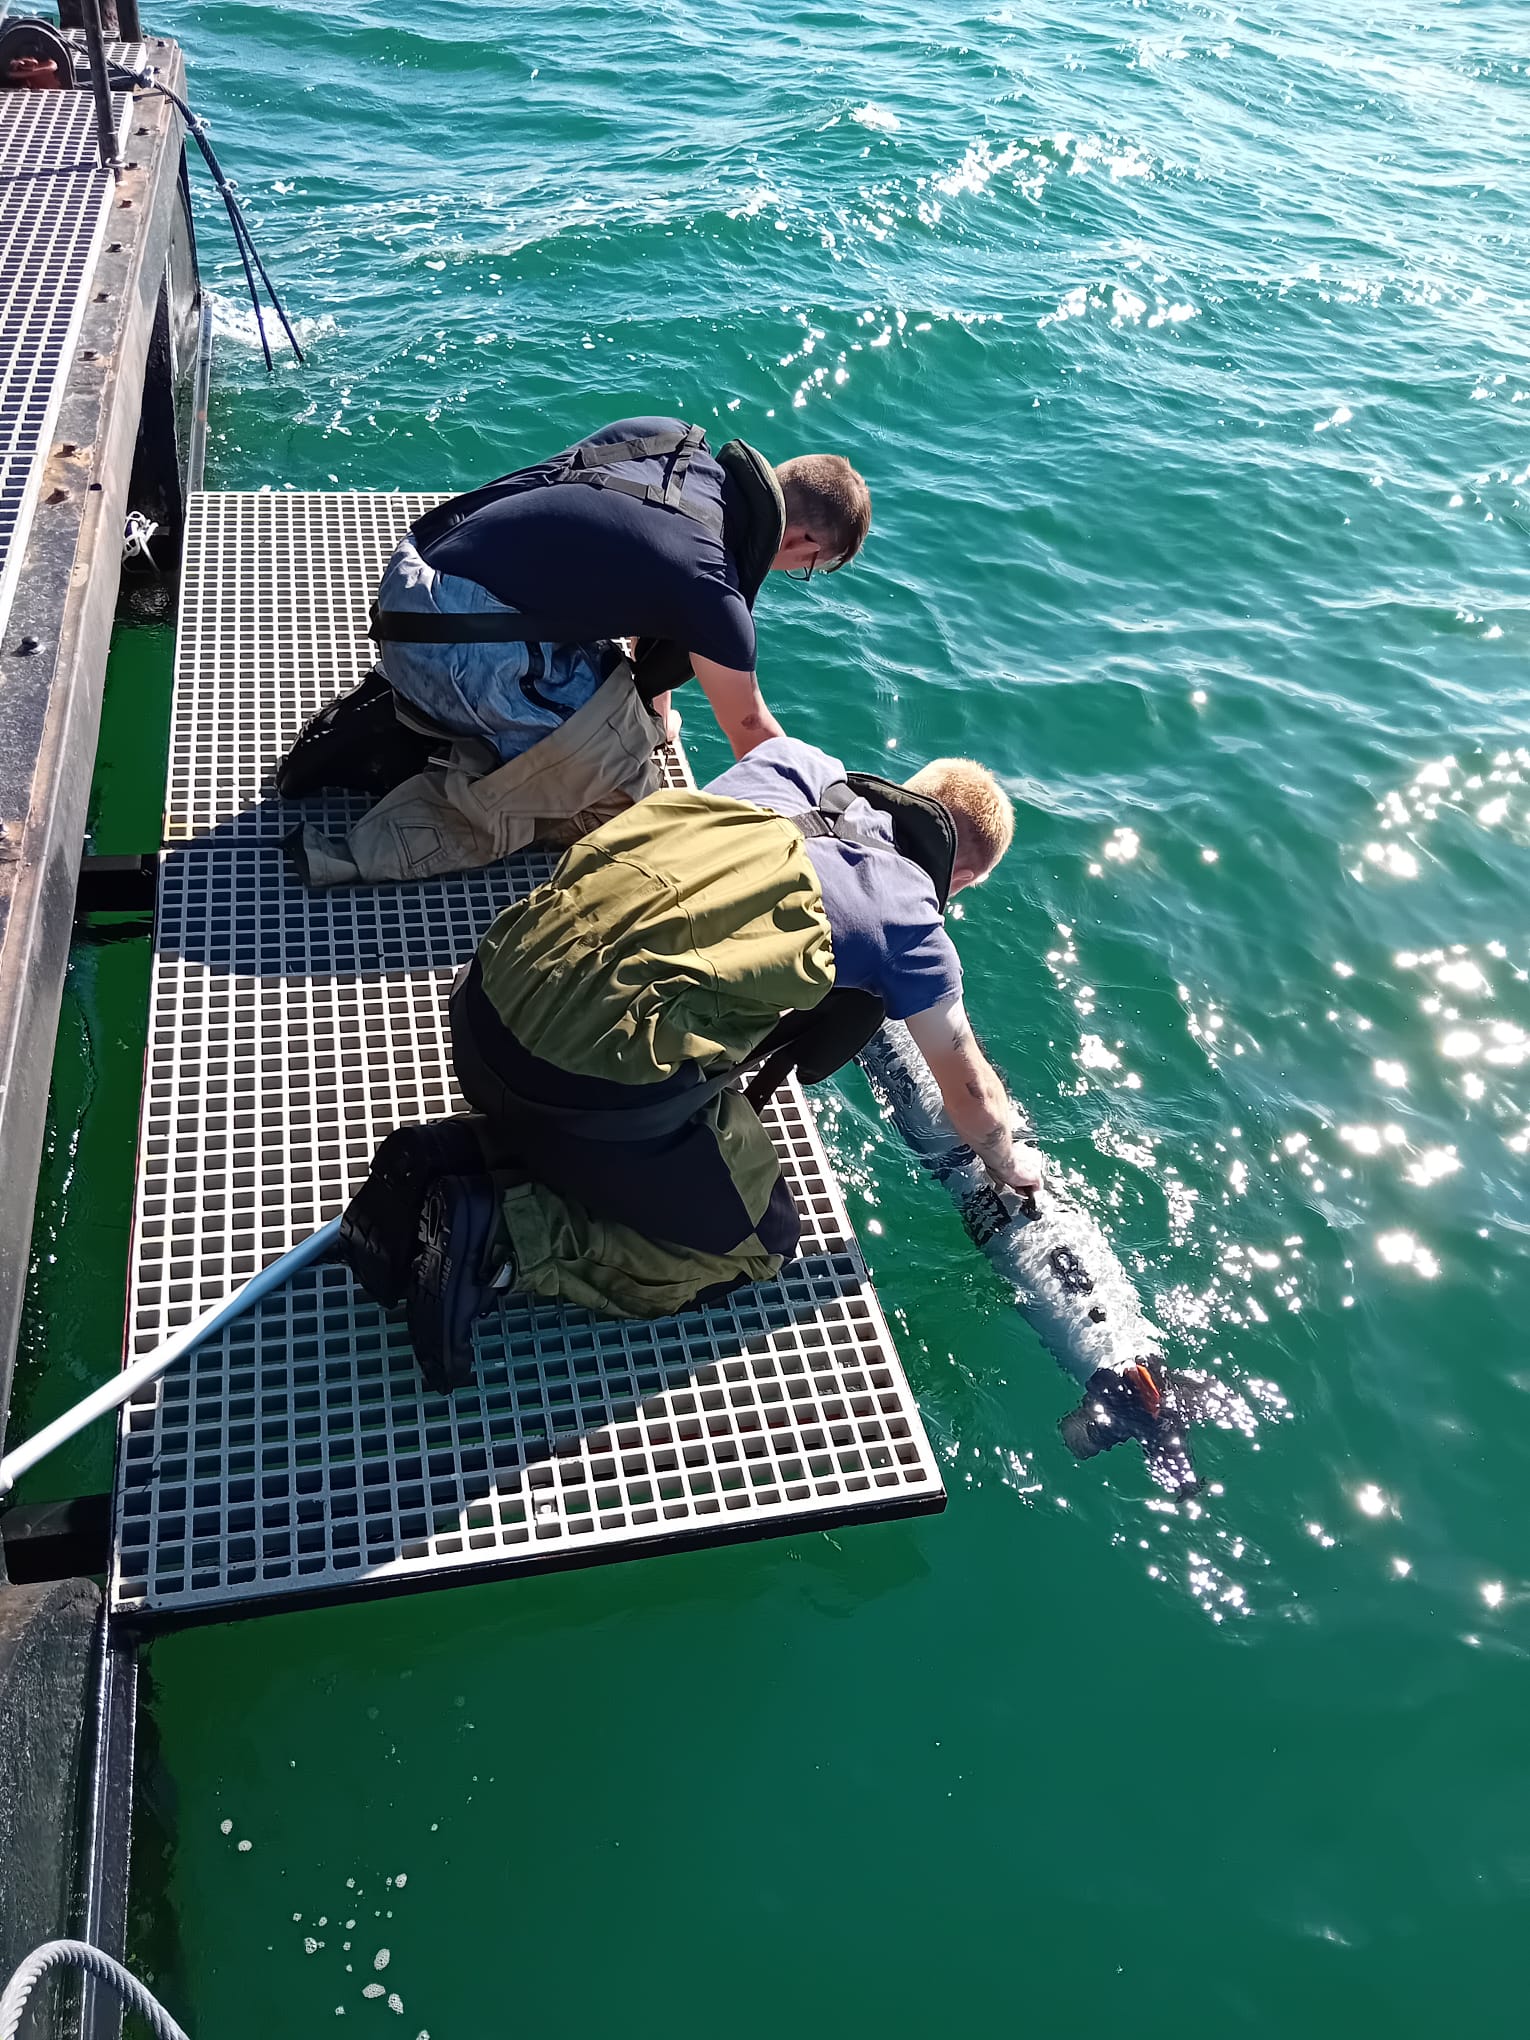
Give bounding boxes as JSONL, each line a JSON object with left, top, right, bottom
{"left": 785, "top": 550, "right": 847, "bottom": 584}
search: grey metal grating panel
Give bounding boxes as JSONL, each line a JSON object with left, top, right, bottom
{"left": 110, "top": 493, "right": 943, "bottom": 1621}
{"left": 0, "top": 89, "right": 131, "bottom": 647}
{"left": 166, "top": 491, "right": 443, "bottom": 840}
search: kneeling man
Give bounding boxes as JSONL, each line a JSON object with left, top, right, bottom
{"left": 280, "top": 419, "right": 870, "bottom": 888}
{"left": 340, "top": 739, "right": 1041, "bottom": 1389}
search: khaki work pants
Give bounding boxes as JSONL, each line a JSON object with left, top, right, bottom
{"left": 295, "top": 667, "right": 667, "bottom": 887}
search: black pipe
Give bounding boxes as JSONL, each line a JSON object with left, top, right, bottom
{"left": 75, "top": 0, "right": 121, "bottom": 179}
{"left": 106, "top": 56, "right": 305, "bottom": 370}
{"left": 116, "top": 0, "right": 143, "bottom": 40}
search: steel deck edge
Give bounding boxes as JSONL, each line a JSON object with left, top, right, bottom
{"left": 110, "top": 1482, "right": 946, "bottom": 1635}
{"left": 0, "top": 44, "right": 188, "bottom": 1449}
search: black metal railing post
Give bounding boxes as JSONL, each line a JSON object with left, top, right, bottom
{"left": 75, "top": 0, "right": 122, "bottom": 179}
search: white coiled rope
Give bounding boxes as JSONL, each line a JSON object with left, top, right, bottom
{"left": 0, "top": 1940, "right": 190, "bottom": 2040}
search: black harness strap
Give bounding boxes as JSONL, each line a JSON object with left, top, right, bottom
{"left": 371, "top": 426, "right": 724, "bottom": 645}
{"left": 554, "top": 423, "right": 725, "bottom": 537}
{"left": 789, "top": 778, "right": 886, "bottom": 851}
{"left": 484, "top": 1063, "right": 738, "bottom": 1145}
{"left": 570, "top": 429, "right": 698, "bottom": 467}
{"left": 369, "top": 600, "right": 589, "bottom": 646}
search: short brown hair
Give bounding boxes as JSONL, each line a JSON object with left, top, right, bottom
{"left": 905, "top": 758, "right": 1015, "bottom": 878}
{"left": 775, "top": 454, "right": 872, "bottom": 568}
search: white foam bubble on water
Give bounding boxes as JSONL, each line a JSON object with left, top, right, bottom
{"left": 1485, "top": 1022, "right": 1529, "bottom": 1067}
{"left": 363, "top": 1984, "right": 384, "bottom": 2000}
{"left": 207, "top": 289, "right": 339, "bottom": 354}
{"left": 387, "top": 1995, "right": 404, "bottom": 2015}
{"left": 1362, "top": 841, "right": 1419, "bottom": 878}
{"left": 1377, "top": 1230, "right": 1439, "bottom": 1278}
{"left": 1405, "top": 1148, "right": 1460, "bottom": 1186}
{"left": 1437, "top": 959, "right": 1489, "bottom": 993}
{"left": 850, "top": 103, "right": 900, "bottom": 131}
{"left": 935, "top": 137, "right": 1021, "bottom": 198}
{"left": 1076, "top": 1034, "right": 1121, "bottom": 1070}
{"left": 374, "top": 1950, "right": 390, "bottom": 1971}
{"left": 220, "top": 1819, "right": 232, "bottom": 1835}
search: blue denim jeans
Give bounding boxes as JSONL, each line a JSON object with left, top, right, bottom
{"left": 376, "top": 534, "right": 614, "bottom": 764}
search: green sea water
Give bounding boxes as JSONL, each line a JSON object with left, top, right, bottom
{"left": 12, "top": 0, "right": 1530, "bottom": 2030}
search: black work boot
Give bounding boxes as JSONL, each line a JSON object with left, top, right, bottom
{"left": 274, "top": 666, "right": 439, "bottom": 799}
{"left": 340, "top": 1118, "right": 497, "bottom": 1308}
{"left": 405, "top": 1174, "right": 507, "bottom": 1394}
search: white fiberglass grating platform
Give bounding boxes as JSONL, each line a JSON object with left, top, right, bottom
{"left": 167, "top": 490, "right": 441, "bottom": 840}
{"left": 0, "top": 89, "right": 131, "bottom": 645}
{"left": 110, "top": 492, "right": 943, "bottom": 1622}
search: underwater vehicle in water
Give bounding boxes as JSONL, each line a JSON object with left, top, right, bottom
{"left": 857, "top": 1021, "right": 1239, "bottom": 1498}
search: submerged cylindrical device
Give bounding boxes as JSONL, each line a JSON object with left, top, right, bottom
{"left": 856, "top": 1021, "right": 1219, "bottom": 1496}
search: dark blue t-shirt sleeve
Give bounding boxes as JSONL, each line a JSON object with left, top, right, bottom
{"left": 687, "top": 581, "right": 757, "bottom": 671}
{"left": 883, "top": 922, "right": 963, "bottom": 1021}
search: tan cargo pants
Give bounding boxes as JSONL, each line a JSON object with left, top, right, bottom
{"left": 294, "top": 667, "right": 667, "bottom": 887}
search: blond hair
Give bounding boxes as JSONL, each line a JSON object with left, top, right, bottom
{"left": 905, "top": 758, "right": 1014, "bottom": 878}
{"left": 775, "top": 454, "right": 872, "bottom": 566}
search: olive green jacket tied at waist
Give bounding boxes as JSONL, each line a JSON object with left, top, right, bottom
{"left": 293, "top": 666, "right": 666, "bottom": 888}
{"left": 456, "top": 791, "right": 837, "bottom": 1317}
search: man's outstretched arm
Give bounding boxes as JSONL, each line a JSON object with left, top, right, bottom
{"left": 691, "top": 654, "right": 786, "bottom": 759}
{"left": 905, "top": 996, "right": 1044, "bottom": 1194}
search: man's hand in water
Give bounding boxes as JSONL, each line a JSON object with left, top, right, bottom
{"left": 994, "top": 1141, "right": 1046, "bottom": 1197}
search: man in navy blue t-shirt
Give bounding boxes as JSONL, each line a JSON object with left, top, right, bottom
{"left": 413, "top": 417, "right": 865, "bottom": 759}
{"left": 709, "top": 739, "right": 1045, "bottom": 1197}
{"left": 278, "top": 418, "right": 872, "bottom": 798}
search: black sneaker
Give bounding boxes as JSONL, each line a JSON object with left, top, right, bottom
{"left": 405, "top": 1173, "right": 506, "bottom": 1394}
{"left": 341, "top": 1119, "right": 494, "bottom": 1308}
{"left": 274, "top": 667, "right": 439, "bottom": 799}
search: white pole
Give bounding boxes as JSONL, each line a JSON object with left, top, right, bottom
{"left": 0, "top": 1217, "right": 342, "bottom": 1500}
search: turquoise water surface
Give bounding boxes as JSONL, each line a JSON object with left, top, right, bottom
{"left": 20, "top": 0, "right": 1530, "bottom": 2031}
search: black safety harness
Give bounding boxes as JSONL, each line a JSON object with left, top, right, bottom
{"left": 369, "top": 424, "right": 735, "bottom": 648}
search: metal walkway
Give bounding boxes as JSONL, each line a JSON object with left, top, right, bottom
{"left": 0, "top": 42, "right": 194, "bottom": 1434}
{"left": 0, "top": 87, "right": 130, "bottom": 649}
{"left": 108, "top": 492, "right": 945, "bottom": 1625}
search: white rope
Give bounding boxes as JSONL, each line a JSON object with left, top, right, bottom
{"left": 1, "top": 1940, "right": 190, "bottom": 2040}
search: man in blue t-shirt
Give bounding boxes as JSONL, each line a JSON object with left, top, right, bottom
{"left": 708, "top": 739, "right": 1044, "bottom": 1197}
{"left": 277, "top": 420, "right": 873, "bottom": 889}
